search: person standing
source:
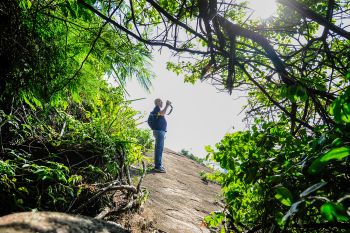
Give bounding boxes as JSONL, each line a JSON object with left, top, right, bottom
{"left": 151, "top": 98, "right": 171, "bottom": 173}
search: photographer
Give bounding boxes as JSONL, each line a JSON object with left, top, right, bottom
{"left": 150, "top": 98, "right": 172, "bottom": 173}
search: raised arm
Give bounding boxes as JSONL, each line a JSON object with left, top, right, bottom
{"left": 159, "top": 100, "right": 171, "bottom": 116}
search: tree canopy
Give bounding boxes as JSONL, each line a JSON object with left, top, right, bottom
{"left": 74, "top": 0, "right": 350, "bottom": 231}
{"left": 77, "top": 0, "right": 349, "bottom": 132}
{"left": 1, "top": 0, "right": 350, "bottom": 232}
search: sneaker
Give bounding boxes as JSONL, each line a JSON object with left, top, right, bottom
{"left": 153, "top": 167, "right": 166, "bottom": 173}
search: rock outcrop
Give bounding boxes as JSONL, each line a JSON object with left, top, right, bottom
{"left": 0, "top": 211, "right": 129, "bottom": 233}
{"left": 130, "top": 148, "right": 223, "bottom": 233}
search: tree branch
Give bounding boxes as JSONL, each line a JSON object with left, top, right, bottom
{"left": 77, "top": 0, "right": 209, "bottom": 55}
{"left": 277, "top": 0, "right": 350, "bottom": 40}
{"left": 240, "top": 63, "right": 314, "bottom": 131}
{"left": 72, "top": 183, "right": 137, "bottom": 214}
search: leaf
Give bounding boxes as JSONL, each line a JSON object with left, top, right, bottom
{"left": 286, "top": 85, "right": 298, "bottom": 103}
{"left": 331, "top": 138, "right": 342, "bottom": 146}
{"left": 19, "top": 0, "right": 31, "bottom": 9}
{"left": 31, "top": 96, "right": 42, "bottom": 109}
{"left": 283, "top": 200, "right": 304, "bottom": 222}
{"left": 275, "top": 186, "right": 293, "bottom": 206}
{"left": 66, "top": 2, "right": 77, "bottom": 18}
{"left": 16, "top": 198, "right": 24, "bottom": 205}
{"left": 27, "top": 0, "right": 32, "bottom": 9}
{"left": 77, "top": 187, "right": 83, "bottom": 196}
{"left": 308, "top": 147, "right": 350, "bottom": 174}
{"left": 275, "top": 212, "right": 284, "bottom": 226}
{"left": 68, "top": 175, "right": 82, "bottom": 185}
{"left": 330, "top": 92, "right": 350, "bottom": 124}
{"left": 346, "top": 72, "right": 350, "bottom": 80}
{"left": 59, "top": 3, "right": 69, "bottom": 17}
{"left": 204, "top": 212, "right": 224, "bottom": 228}
{"left": 320, "top": 147, "right": 350, "bottom": 161}
{"left": 22, "top": 94, "right": 36, "bottom": 110}
{"left": 300, "top": 182, "right": 327, "bottom": 198}
{"left": 85, "top": 0, "right": 97, "bottom": 4}
{"left": 320, "top": 202, "right": 350, "bottom": 222}
{"left": 18, "top": 186, "right": 29, "bottom": 194}
{"left": 284, "top": 85, "right": 307, "bottom": 103}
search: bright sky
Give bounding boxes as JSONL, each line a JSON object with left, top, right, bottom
{"left": 124, "top": 0, "right": 279, "bottom": 157}
{"left": 125, "top": 49, "right": 247, "bottom": 158}
{"left": 247, "top": 0, "right": 278, "bottom": 19}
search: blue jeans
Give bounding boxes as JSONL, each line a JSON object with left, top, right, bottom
{"left": 153, "top": 130, "right": 166, "bottom": 169}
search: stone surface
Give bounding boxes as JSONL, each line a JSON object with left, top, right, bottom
{"left": 0, "top": 211, "right": 129, "bottom": 233}
{"left": 138, "top": 148, "right": 223, "bottom": 233}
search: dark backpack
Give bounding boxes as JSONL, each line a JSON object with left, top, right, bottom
{"left": 147, "top": 112, "right": 157, "bottom": 130}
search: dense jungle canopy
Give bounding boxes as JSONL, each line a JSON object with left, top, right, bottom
{"left": 0, "top": 0, "right": 350, "bottom": 232}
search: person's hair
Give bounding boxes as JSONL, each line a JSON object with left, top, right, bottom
{"left": 154, "top": 98, "right": 162, "bottom": 106}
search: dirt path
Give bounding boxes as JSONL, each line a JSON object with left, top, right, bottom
{"left": 137, "top": 148, "right": 223, "bottom": 233}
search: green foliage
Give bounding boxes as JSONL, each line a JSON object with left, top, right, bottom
{"left": 330, "top": 87, "right": 350, "bottom": 124}
{"left": 179, "top": 149, "right": 205, "bottom": 165}
{"left": 19, "top": 0, "right": 32, "bottom": 10}
{"left": 274, "top": 186, "right": 293, "bottom": 207}
{"left": 206, "top": 118, "right": 350, "bottom": 232}
{"left": 0, "top": 0, "right": 154, "bottom": 215}
{"left": 1, "top": 0, "right": 153, "bottom": 111}
{"left": 204, "top": 211, "right": 225, "bottom": 230}
{"left": 308, "top": 147, "right": 350, "bottom": 174}
{"left": 199, "top": 170, "right": 221, "bottom": 185}
{"left": 280, "top": 85, "right": 308, "bottom": 103}
{"left": 0, "top": 148, "right": 78, "bottom": 212}
{"left": 0, "top": 85, "right": 153, "bottom": 214}
{"left": 320, "top": 202, "right": 350, "bottom": 222}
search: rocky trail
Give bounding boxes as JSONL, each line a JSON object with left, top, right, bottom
{"left": 128, "top": 148, "right": 223, "bottom": 233}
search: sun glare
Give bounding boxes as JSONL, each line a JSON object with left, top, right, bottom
{"left": 247, "top": 0, "right": 277, "bottom": 19}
